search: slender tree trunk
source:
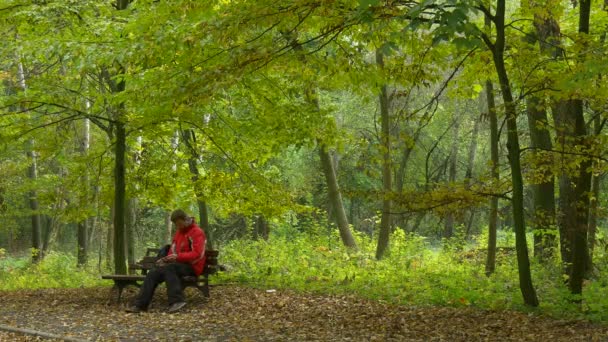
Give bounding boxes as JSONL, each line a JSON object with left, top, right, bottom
{"left": 286, "top": 31, "right": 357, "bottom": 250}
{"left": 319, "top": 146, "right": 358, "bottom": 249}
{"left": 125, "top": 136, "right": 142, "bottom": 268}
{"left": 376, "top": 50, "right": 392, "bottom": 259}
{"left": 18, "top": 61, "right": 42, "bottom": 262}
{"left": 105, "top": 206, "right": 114, "bottom": 269}
{"left": 126, "top": 198, "right": 137, "bottom": 270}
{"left": 443, "top": 113, "right": 460, "bottom": 239}
{"left": 485, "top": 79, "right": 499, "bottom": 276}
{"left": 486, "top": 0, "right": 538, "bottom": 306}
{"left": 588, "top": 113, "right": 602, "bottom": 265}
{"left": 77, "top": 116, "right": 90, "bottom": 267}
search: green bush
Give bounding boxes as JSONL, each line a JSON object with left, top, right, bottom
{"left": 218, "top": 227, "right": 608, "bottom": 322}
{"left": 0, "top": 251, "right": 106, "bottom": 291}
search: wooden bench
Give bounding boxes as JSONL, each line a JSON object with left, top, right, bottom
{"left": 102, "top": 249, "right": 219, "bottom": 303}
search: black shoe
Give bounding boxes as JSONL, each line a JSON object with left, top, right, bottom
{"left": 167, "top": 301, "right": 186, "bottom": 313}
{"left": 125, "top": 306, "right": 145, "bottom": 313}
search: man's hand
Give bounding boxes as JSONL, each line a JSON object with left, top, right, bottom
{"left": 163, "top": 254, "right": 178, "bottom": 263}
{"left": 156, "top": 254, "right": 178, "bottom": 266}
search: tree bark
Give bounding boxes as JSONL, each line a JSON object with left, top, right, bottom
{"left": 77, "top": 117, "right": 90, "bottom": 267}
{"left": 319, "top": 145, "right": 358, "bottom": 249}
{"left": 253, "top": 215, "right": 269, "bottom": 240}
{"left": 443, "top": 112, "right": 460, "bottom": 239}
{"left": 525, "top": 96, "right": 556, "bottom": 260}
{"left": 526, "top": 1, "right": 561, "bottom": 262}
{"left": 17, "top": 60, "right": 42, "bottom": 263}
{"left": 588, "top": 109, "right": 602, "bottom": 265}
{"left": 113, "top": 120, "right": 127, "bottom": 274}
{"left": 486, "top": 0, "right": 538, "bottom": 306}
{"left": 376, "top": 49, "right": 392, "bottom": 259}
{"left": 485, "top": 79, "right": 499, "bottom": 277}
{"left": 568, "top": 0, "right": 592, "bottom": 296}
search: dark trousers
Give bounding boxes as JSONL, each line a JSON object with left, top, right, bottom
{"left": 135, "top": 262, "right": 195, "bottom": 309}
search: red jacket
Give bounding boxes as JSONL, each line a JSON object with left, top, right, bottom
{"left": 168, "top": 219, "right": 206, "bottom": 276}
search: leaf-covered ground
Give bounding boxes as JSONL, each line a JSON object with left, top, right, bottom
{"left": 0, "top": 285, "right": 607, "bottom": 341}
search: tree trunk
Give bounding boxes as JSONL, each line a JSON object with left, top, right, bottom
{"left": 286, "top": 31, "right": 357, "bottom": 250}
{"left": 319, "top": 145, "right": 358, "bottom": 249}
{"left": 485, "top": 78, "right": 499, "bottom": 277}
{"left": 254, "top": 215, "right": 269, "bottom": 241}
{"left": 27, "top": 140, "right": 42, "bottom": 263}
{"left": 525, "top": 95, "right": 556, "bottom": 260}
{"left": 588, "top": 115, "right": 602, "bottom": 265}
{"left": 568, "top": 0, "right": 592, "bottom": 296}
{"left": 527, "top": 1, "right": 562, "bottom": 262}
{"left": 18, "top": 61, "right": 42, "bottom": 263}
{"left": 126, "top": 197, "right": 137, "bottom": 269}
{"left": 77, "top": 117, "right": 90, "bottom": 267}
{"left": 487, "top": 0, "right": 538, "bottom": 306}
{"left": 113, "top": 120, "right": 127, "bottom": 274}
{"left": 376, "top": 49, "right": 392, "bottom": 259}
{"left": 443, "top": 113, "right": 460, "bottom": 239}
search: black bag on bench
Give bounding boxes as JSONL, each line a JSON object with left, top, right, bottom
{"left": 156, "top": 244, "right": 171, "bottom": 258}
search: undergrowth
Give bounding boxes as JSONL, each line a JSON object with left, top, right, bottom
{"left": 218, "top": 228, "right": 608, "bottom": 322}
{"left": 0, "top": 250, "right": 106, "bottom": 290}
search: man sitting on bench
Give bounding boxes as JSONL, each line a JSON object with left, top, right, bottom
{"left": 126, "top": 209, "right": 206, "bottom": 313}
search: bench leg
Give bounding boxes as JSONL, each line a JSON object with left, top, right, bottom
{"left": 111, "top": 280, "right": 141, "bottom": 304}
{"left": 201, "top": 275, "right": 210, "bottom": 298}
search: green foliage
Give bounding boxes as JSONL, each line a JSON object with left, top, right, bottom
{"left": 0, "top": 252, "right": 106, "bottom": 291}
{"left": 218, "top": 228, "right": 608, "bottom": 321}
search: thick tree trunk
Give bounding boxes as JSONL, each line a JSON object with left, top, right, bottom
{"left": 525, "top": 96, "right": 556, "bottom": 260}
{"left": 376, "top": 50, "right": 392, "bottom": 259}
{"left": 488, "top": 0, "right": 538, "bottom": 306}
{"left": 485, "top": 79, "right": 499, "bottom": 277}
{"left": 527, "top": 10, "right": 560, "bottom": 260}
{"left": 568, "top": 0, "right": 592, "bottom": 296}
{"left": 113, "top": 121, "right": 127, "bottom": 274}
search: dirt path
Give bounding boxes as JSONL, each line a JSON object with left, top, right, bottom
{"left": 0, "top": 286, "right": 606, "bottom": 341}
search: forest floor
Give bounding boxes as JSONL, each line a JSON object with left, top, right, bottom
{"left": 0, "top": 285, "right": 607, "bottom": 341}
